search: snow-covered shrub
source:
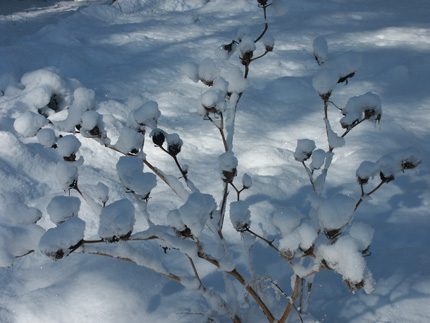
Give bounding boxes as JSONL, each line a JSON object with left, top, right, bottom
{"left": 3, "top": 1, "right": 422, "bottom": 323}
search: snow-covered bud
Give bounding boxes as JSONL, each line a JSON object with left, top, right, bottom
{"left": 340, "top": 92, "right": 382, "bottom": 130}
{"left": 116, "top": 156, "right": 144, "bottom": 190}
{"left": 218, "top": 151, "right": 238, "bottom": 183}
{"left": 198, "top": 58, "right": 220, "bottom": 86}
{"left": 312, "top": 68, "right": 338, "bottom": 97}
{"left": 39, "top": 217, "right": 85, "bottom": 260}
{"left": 98, "top": 199, "right": 135, "bottom": 242}
{"left": 47, "top": 196, "right": 81, "bottom": 225}
{"left": 263, "top": 34, "right": 275, "bottom": 52}
{"left": 133, "top": 101, "right": 161, "bottom": 129}
{"left": 150, "top": 128, "right": 166, "bottom": 146}
{"left": 95, "top": 182, "right": 109, "bottom": 206}
{"left": 81, "top": 110, "right": 103, "bottom": 138}
{"left": 313, "top": 36, "right": 328, "bottom": 66}
{"left": 242, "top": 173, "right": 252, "bottom": 189}
{"left": 114, "top": 126, "right": 144, "bottom": 155}
{"left": 166, "top": 133, "right": 183, "bottom": 156}
{"left": 179, "top": 193, "right": 216, "bottom": 238}
{"left": 239, "top": 35, "right": 256, "bottom": 64}
{"left": 57, "top": 135, "right": 81, "bottom": 161}
{"left": 129, "top": 172, "right": 157, "bottom": 200}
{"left": 356, "top": 161, "right": 379, "bottom": 185}
{"left": 230, "top": 201, "right": 251, "bottom": 232}
{"left": 294, "top": 139, "right": 316, "bottom": 162}
{"left": 199, "top": 89, "right": 225, "bottom": 114}
{"left": 317, "top": 194, "right": 356, "bottom": 239}
{"left": 14, "top": 111, "right": 48, "bottom": 137}
{"left": 37, "top": 128, "right": 57, "bottom": 148}
{"left": 56, "top": 162, "right": 78, "bottom": 191}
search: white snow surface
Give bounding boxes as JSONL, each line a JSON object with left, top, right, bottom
{"left": 0, "top": 0, "right": 429, "bottom": 322}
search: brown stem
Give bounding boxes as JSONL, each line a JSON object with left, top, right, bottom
{"left": 279, "top": 275, "right": 301, "bottom": 323}
{"left": 355, "top": 180, "right": 385, "bottom": 211}
{"left": 302, "top": 161, "right": 316, "bottom": 191}
{"left": 229, "top": 268, "right": 276, "bottom": 322}
{"left": 218, "top": 182, "right": 230, "bottom": 230}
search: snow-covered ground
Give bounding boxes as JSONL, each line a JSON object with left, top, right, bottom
{"left": 0, "top": 0, "right": 429, "bottom": 322}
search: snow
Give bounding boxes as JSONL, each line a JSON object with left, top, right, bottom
{"left": 198, "top": 58, "right": 220, "bottom": 86}
{"left": 312, "top": 68, "right": 339, "bottom": 95}
{"left": 56, "top": 135, "right": 81, "bottom": 159}
{"left": 0, "top": 0, "right": 429, "bottom": 322}
{"left": 116, "top": 156, "right": 144, "bottom": 189}
{"left": 313, "top": 36, "right": 328, "bottom": 65}
{"left": 133, "top": 101, "right": 161, "bottom": 129}
{"left": 47, "top": 195, "right": 81, "bottom": 225}
{"left": 178, "top": 192, "right": 216, "bottom": 238}
{"left": 294, "top": 139, "right": 316, "bottom": 162}
{"left": 229, "top": 200, "right": 251, "bottom": 232}
{"left": 98, "top": 199, "right": 135, "bottom": 242}
{"left": 341, "top": 92, "right": 382, "bottom": 130}
{"left": 242, "top": 173, "right": 252, "bottom": 189}
{"left": 39, "top": 217, "right": 85, "bottom": 259}
{"left": 317, "top": 194, "right": 356, "bottom": 232}
{"left": 13, "top": 111, "right": 47, "bottom": 137}
{"left": 36, "top": 128, "right": 56, "bottom": 148}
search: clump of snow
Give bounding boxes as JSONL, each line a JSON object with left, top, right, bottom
{"left": 242, "top": 173, "right": 252, "bottom": 189}
{"left": 94, "top": 182, "right": 109, "bottom": 206}
{"left": 263, "top": 33, "right": 275, "bottom": 51}
{"left": 55, "top": 162, "right": 78, "bottom": 191}
{"left": 312, "top": 68, "right": 338, "bottom": 95}
{"left": 19, "top": 68, "right": 71, "bottom": 115}
{"left": 317, "top": 194, "right": 356, "bottom": 232}
{"left": 313, "top": 36, "right": 328, "bottom": 65}
{"left": 99, "top": 199, "right": 135, "bottom": 242}
{"left": 317, "top": 236, "right": 369, "bottom": 288}
{"left": 225, "top": 67, "right": 248, "bottom": 94}
{"left": 229, "top": 201, "right": 251, "bottom": 232}
{"left": 57, "top": 135, "right": 81, "bottom": 160}
{"left": 218, "top": 151, "right": 238, "bottom": 182}
{"left": 81, "top": 111, "right": 101, "bottom": 133}
{"left": 37, "top": 128, "right": 57, "bottom": 148}
{"left": 356, "top": 160, "right": 379, "bottom": 184}
{"left": 199, "top": 89, "right": 226, "bottom": 114}
{"left": 114, "top": 126, "right": 144, "bottom": 154}
{"left": 341, "top": 92, "right": 382, "bottom": 130}
{"left": 181, "top": 62, "right": 199, "bottom": 82}
{"left": 310, "top": 149, "right": 326, "bottom": 170}
{"left": 357, "top": 147, "right": 422, "bottom": 183}
{"left": 129, "top": 172, "right": 157, "bottom": 199}
{"left": 39, "top": 217, "right": 85, "bottom": 259}
{"left": 198, "top": 58, "right": 220, "bottom": 86}
{"left": 166, "top": 133, "right": 183, "bottom": 156}
{"left": 47, "top": 196, "right": 81, "bottom": 225}
{"left": 272, "top": 207, "right": 302, "bottom": 237}
{"left": 133, "top": 101, "right": 161, "bottom": 129}
{"left": 294, "top": 139, "right": 316, "bottom": 162}
{"left": 296, "top": 223, "right": 318, "bottom": 251}
{"left": 329, "top": 52, "right": 362, "bottom": 80}
{"left": 167, "top": 209, "right": 186, "bottom": 232}
{"left": 56, "top": 87, "right": 95, "bottom": 132}
{"left": 325, "top": 118, "right": 345, "bottom": 149}
{"left": 116, "top": 156, "right": 144, "bottom": 190}
{"left": 179, "top": 193, "right": 216, "bottom": 238}
{"left": 14, "top": 111, "right": 47, "bottom": 137}
{"left": 349, "top": 222, "right": 374, "bottom": 252}
{"left": 238, "top": 35, "right": 256, "bottom": 60}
